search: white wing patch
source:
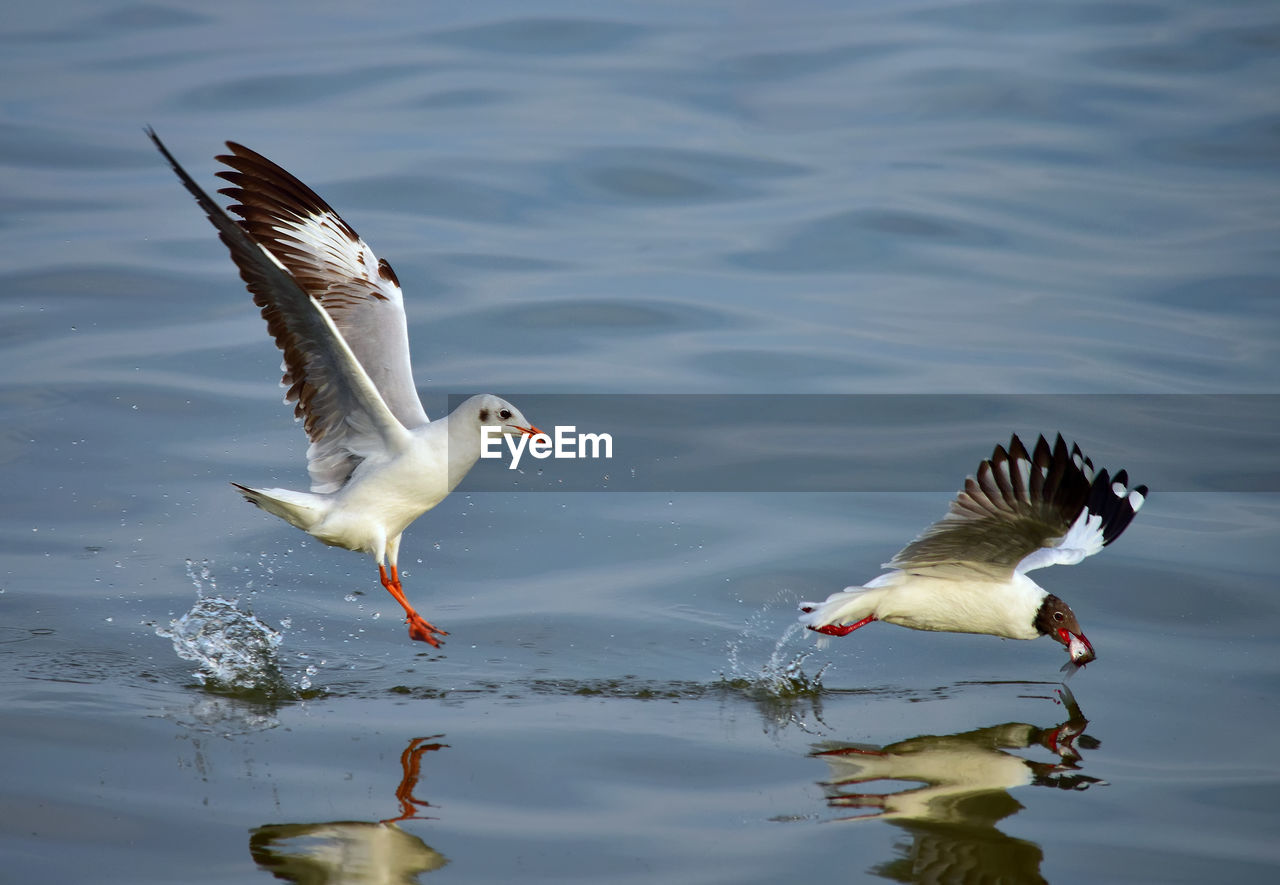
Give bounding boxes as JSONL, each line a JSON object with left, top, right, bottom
{"left": 1015, "top": 507, "right": 1105, "bottom": 574}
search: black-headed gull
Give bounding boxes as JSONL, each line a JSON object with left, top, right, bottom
{"left": 150, "top": 130, "right": 540, "bottom": 646}
{"left": 800, "top": 434, "right": 1147, "bottom": 665}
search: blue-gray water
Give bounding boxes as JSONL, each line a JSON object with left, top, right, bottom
{"left": 3, "top": 2, "right": 1279, "bottom": 882}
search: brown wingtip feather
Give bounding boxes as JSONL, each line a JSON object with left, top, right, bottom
{"left": 216, "top": 141, "right": 346, "bottom": 225}
{"left": 377, "top": 258, "right": 399, "bottom": 288}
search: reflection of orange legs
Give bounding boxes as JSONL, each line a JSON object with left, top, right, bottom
{"left": 379, "top": 564, "right": 448, "bottom": 647}
{"left": 813, "top": 746, "right": 893, "bottom": 818}
{"left": 812, "top": 748, "right": 888, "bottom": 790}
{"left": 382, "top": 735, "right": 448, "bottom": 824}
{"left": 826, "top": 793, "right": 888, "bottom": 811}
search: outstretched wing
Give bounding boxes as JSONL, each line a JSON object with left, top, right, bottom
{"left": 150, "top": 129, "right": 413, "bottom": 493}
{"left": 215, "top": 142, "right": 430, "bottom": 438}
{"left": 889, "top": 434, "right": 1147, "bottom": 578}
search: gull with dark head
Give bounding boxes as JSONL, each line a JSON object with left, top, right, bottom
{"left": 800, "top": 434, "right": 1147, "bottom": 665}
{"left": 150, "top": 130, "right": 540, "bottom": 646}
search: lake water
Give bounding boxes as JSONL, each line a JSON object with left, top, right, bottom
{"left": 3, "top": 2, "right": 1279, "bottom": 882}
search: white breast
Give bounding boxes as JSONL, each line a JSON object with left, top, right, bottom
{"left": 873, "top": 571, "right": 1046, "bottom": 640}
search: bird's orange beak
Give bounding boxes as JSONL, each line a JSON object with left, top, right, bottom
{"left": 508, "top": 424, "right": 543, "bottom": 437}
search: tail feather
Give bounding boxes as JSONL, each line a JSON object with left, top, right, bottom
{"left": 231, "top": 482, "right": 328, "bottom": 533}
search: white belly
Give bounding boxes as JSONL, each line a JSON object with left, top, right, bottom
{"left": 310, "top": 450, "right": 449, "bottom": 556}
{"left": 875, "top": 572, "right": 1044, "bottom": 640}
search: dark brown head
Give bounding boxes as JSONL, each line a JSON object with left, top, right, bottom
{"left": 1034, "top": 594, "right": 1095, "bottom": 665}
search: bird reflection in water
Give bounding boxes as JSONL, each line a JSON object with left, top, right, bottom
{"left": 250, "top": 736, "right": 449, "bottom": 884}
{"left": 811, "top": 686, "right": 1102, "bottom": 883}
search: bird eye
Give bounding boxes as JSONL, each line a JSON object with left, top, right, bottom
{"left": 1053, "top": 611, "right": 1064, "bottom": 622}
{"left": 499, "top": 408, "right": 512, "bottom": 420}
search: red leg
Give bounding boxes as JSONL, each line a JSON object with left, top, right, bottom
{"left": 379, "top": 564, "right": 449, "bottom": 647}
{"left": 814, "top": 746, "right": 886, "bottom": 759}
{"left": 808, "top": 614, "right": 876, "bottom": 637}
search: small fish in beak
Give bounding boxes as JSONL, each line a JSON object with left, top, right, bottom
{"left": 1065, "top": 631, "right": 1096, "bottom": 666}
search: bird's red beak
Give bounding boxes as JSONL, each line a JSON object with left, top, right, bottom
{"left": 509, "top": 424, "right": 543, "bottom": 438}
{"left": 1059, "top": 628, "right": 1096, "bottom": 665}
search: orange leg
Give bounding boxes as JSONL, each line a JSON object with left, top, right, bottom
{"left": 379, "top": 564, "right": 448, "bottom": 647}
{"left": 809, "top": 614, "right": 876, "bottom": 637}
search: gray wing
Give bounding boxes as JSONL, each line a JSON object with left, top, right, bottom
{"left": 150, "top": 130, "right": 412, "bottom": 493}
{"left": 889, "top": 434, "right": 1147, "bottom": 576}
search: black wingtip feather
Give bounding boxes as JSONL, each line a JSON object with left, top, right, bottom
{"left": 1015, "top": 431, "right": 1147, "bottom": 547}
{"left": 1084, "top": 466, "right": 1147, "bottom": 546}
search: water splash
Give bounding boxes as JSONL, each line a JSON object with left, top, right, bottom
{"left": 725, "top": 590, "right": 830, "bottom": 693}
{"left": 727, "top": 622, "right": 828, "bottom": 695}
{"left": 720, "top": 592, "right": 834, "bottom": 734}
{"left": 723, "top": 623, "right": 826, "bottom": 737}
{"left": 156, "top": 560, "right": 290, "bottom": 696}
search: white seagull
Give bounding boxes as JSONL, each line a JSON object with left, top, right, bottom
{"left": 800, "top": 434, "right": 1147, "bottom": 665}
{"left": 150, "top": 129, "right": 541, "bottom": 646}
